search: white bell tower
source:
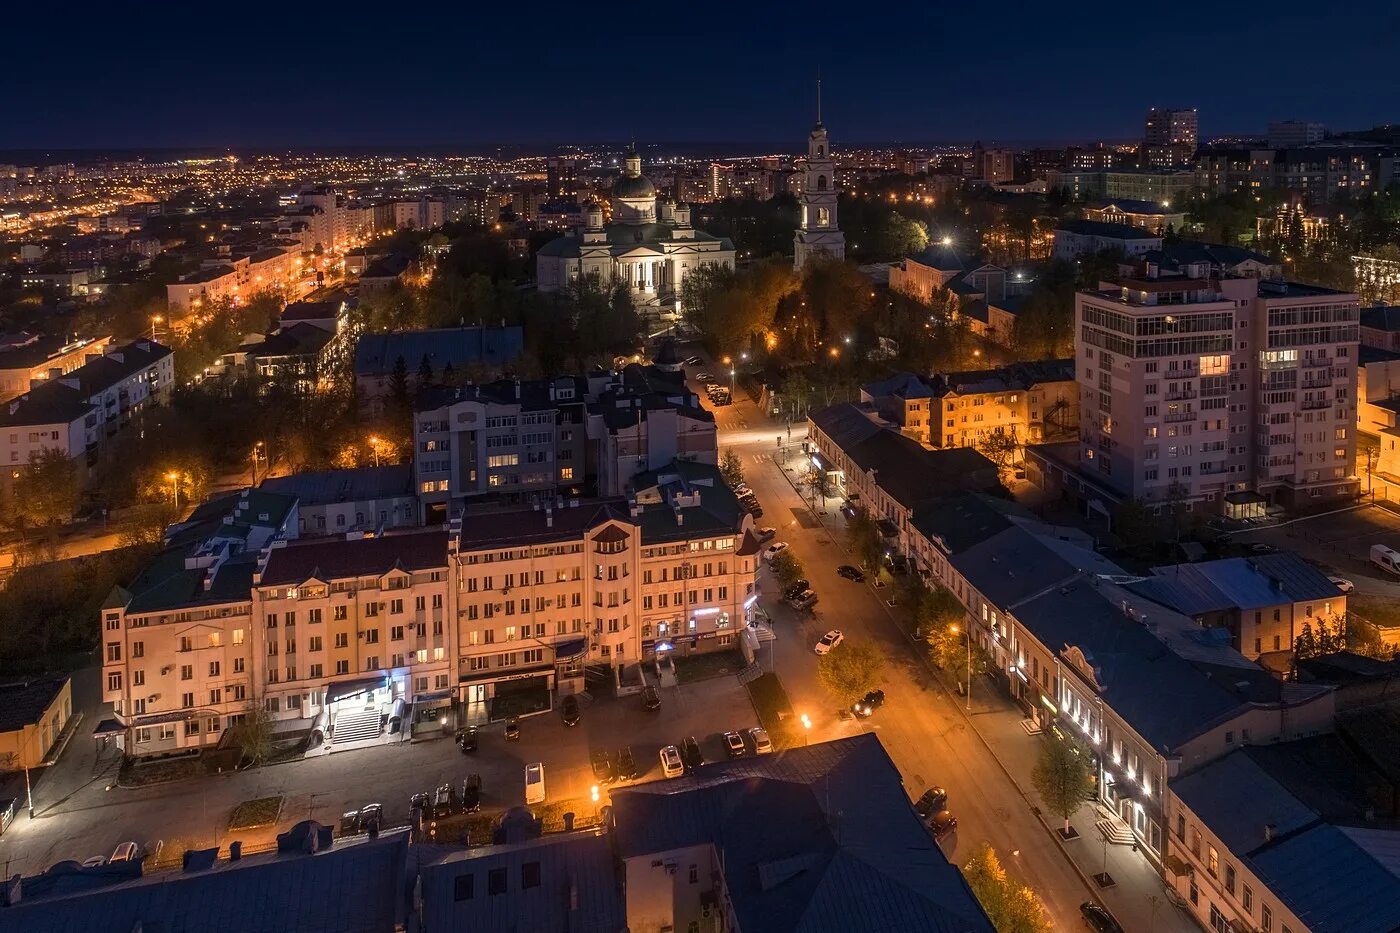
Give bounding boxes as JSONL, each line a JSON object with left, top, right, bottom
{"left": 794, "top": 79, "right": 845, "bottom": 272}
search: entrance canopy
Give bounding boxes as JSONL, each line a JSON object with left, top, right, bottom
{"left": 326, "top": 675, "right": 387, "bottom": 705}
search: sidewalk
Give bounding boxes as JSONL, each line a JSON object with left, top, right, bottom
{"left": 768, "top": 442, "right": 1201, "bottom": 933}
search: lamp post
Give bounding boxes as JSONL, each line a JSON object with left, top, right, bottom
{"left": 166, "top": 471, "right": 181, "bottom": 510}
{"left": 368, "top": 435, "right": 381, "bottom": 468}
{"left": 949, "top": 623, "right": 971, "bottom": 711}
{"left": 800, "top": 713, "right": 812, "bottom": 746}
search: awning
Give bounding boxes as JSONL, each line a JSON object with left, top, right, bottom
{"left": 128, "top": 709, "right": 218, "bottom": 727}
{"left": 456, "top": 664, "right": 554, "bottom": 686}
{"left": 554, "top": 638, "right": 588, "bottom": 660}
{"left": 414, "top": 690, "right": 453, "bottom": 703}
{"left": 92, "top": 717, "right": 126, "bottom": 737}
{"left": 325, "top": 675, "right": 387, "bottom": 705}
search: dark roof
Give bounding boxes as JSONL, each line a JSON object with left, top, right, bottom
{"left": 3, "top": 827, "right": 409, "bottom": 933}
{"left": 1359, "top": 344, "right": 1400, "bottom": 365}
{"left": 911, "top": 493, "right": 1035, "bottom": 556}
{"left": 259, "top": 465, "right": 414, "bottom": 505}
{"left": 610, "top": 734, "right": 994, "bottom": 933}
{"left": 0, "top": 677, "right": 68, "bottom": 732}
{"left": 1055, "top": 218, "right": 1161, "bottom": 239}
{"left": 416, "top": 833, "right": 623, "bottom": 933}
{"left": 280, "top": 300, "right": 343, "bottom": 322}
{"left": 61, "top": 340, "right": 171, "bottom": 397}
{"left": 361, "top": 253, "right": 412, "bottom": 279}
{"left": 1088, "top": 198, "right": 1180, "bottom": 215}
{"left": 251, "top": 323, "right": 334, "bottom": 358}
{"left": 0, "top": 334, "right": 99, "bottom": 371}
{"left": 0, "top": 380, "right": 94, "bottom": 427}
{"left": 1361, "top": 306, "right": 1400, "bottom": 333}
{"left": 258, "top": 530, "right": 450, "bottom": 586}
{"left": 354, "top": 326, "right": 524, "bottom": 377}
{"left": 1150, "top": 240, "right": 1277, "bottom": 271}
{"left": 415, "top": 375, "right": 587, "bottom": 414}
{"left": 905, "top": 243, "right": 970, "bottom": 273}
{"left": 1129, "top": 552, "right": 1343, "bottom": 616}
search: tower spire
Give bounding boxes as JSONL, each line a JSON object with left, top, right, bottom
{"left": 816, "top": 73, "right": 822, "bottom": 126}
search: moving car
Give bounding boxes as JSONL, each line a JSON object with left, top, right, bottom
{"left": 660, "top": 744, "right": 685, "bottom": 778}
{"left": 852, "top": 689, "right": 885, "bottom": 717}
{"left": 763, "top": 542, "right": 789, "bottom": 562}
{"left": 723, "top": 730, "right": 746, "bottom": 758}
{"left": 681, "top": 735, "right": 705, "bottom": 773}
{"left": 617, "top": 745, "right": 638, "bottom": 781}
{"left": 1079, "top": 902, "right": 1125, "bottom": 933}
{"left": 590, "top": 748, "right": 615, "bottom": 785}
{"left": 814, "top": 630, "right": 844, "bottom": 655}
{"left": 560, "top": 694, "right": 581, "bottom": 726}
{"left": 1329, "top": 575, "right": 1355, "bottom": 593}
{"left": 836, "top": 564, "right": 866, "bottom": 582}
{"left": 756, "top": 527, "right": 777, "bottom": 542}
{"left": 748, "top": 726, "right": 773, "bottom": 754}
{"left": 503, "top": 717, "right": 520, "bottom": 741}
{"left": 525, "top": 762, "right": 546, "bottom": 805}
{"left": 456, "top": 726, "right": 478, "bottom": 754}
{"left": 914, "top": 787, "right": 948, "bottom": 819}
{"left": 641, "top": 685, "right": 662, "bottom": 712}
{"left": 108, "top": 842, "right": 140, "bottom": 863}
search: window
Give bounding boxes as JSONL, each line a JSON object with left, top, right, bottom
{"left": 521, "top": 861, "right": 541, "bottom": 889}
{"left": 180, "top": 665, "right": 193, "bottom": 681}
{"left": 688, "top": 864, "right": 699, "bottom": 883}
{"left": 1207, "top": 845, "right": 1218, "bottom": 877}
{"left": 209, "top": 661, "right": 221, "bottom": 677}
{"left": 488, "top": 867, "right": 507, "bottom": 895}
{"left": 1262, "top": 905, "right": 1272, "bottom": 931}
{"left": 453, "top": 874, "right": 474, "bottom": 901}
{"left": 336, "top": 660, "right": 349, "bottom": 675}
{"left": 1225, "top": 864, "right": 1236, "bottom": 896}
{"left": 133, "top": 670, "right": 144, "bottom": 687}
{"left": 1243, "top": 884, "right": 1253, "bottom": 913}
{"left": 107, "top": 671, "right": 122, "bottom": 692}
{"left": 181, "top": 692, "right": 194, "bottom": 709}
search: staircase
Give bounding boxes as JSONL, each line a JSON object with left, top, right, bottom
{"left": 331, "top": 709, "right": 382, "bottom": 744}
{"left": 1095, "top": 817, "right": 1136, "bottom": 846}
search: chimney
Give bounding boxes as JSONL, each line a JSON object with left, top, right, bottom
{"left": 1264, "top": 823, "right": 1276, "bottom": 843}
{"left": 229, "top": 841, "right": 242, "bottom": 861}
{"left": 562, "top": 812, "right": 575, "bottom": 832}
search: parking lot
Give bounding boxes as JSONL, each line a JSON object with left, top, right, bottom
{"left": 1233, "top": 503, "right": 1400, "bottom": 595}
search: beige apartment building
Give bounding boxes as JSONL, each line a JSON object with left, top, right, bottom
{"left": 1074, "top": 257, "right": 1358, "bottom": 512}
{"left": 101, "top": 461, "right": 757, "bottom": 757}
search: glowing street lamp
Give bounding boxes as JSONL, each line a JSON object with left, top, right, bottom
{"left": 800, "top": 713, "right": 812, "bottom": 746}
{"left": 949, "top": 623, "right": 971, "bottom": 711}
{"left": 368, "top": 435, "right": 381, "bottom": 467}
{"left": 166, "top": 471, "right": 182, "bottom": 510}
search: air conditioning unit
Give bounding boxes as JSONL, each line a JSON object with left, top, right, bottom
{"left": 147, "top": 694, "right": 160, "bottom": 702}
{"left": 161, "top": 665, "right": 173, "bottom": 675}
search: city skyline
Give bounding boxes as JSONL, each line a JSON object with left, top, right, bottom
{"left": 4, "top": 2, "right": 1398, "bottom": 148}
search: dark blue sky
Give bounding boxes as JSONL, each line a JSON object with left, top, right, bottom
{"left": 4, "top": 1, "right": 1399, "bottom": 150}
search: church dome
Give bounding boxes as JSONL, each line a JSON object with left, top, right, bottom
{"left": 613, "top": 174, "right": 656, "bottom": 199}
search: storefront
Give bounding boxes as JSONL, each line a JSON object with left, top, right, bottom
{"left": 456, "top": 665, "right": 556, "bottom": 725}
{"left": 411, "top": 689, "right": 454, "bottom": 737}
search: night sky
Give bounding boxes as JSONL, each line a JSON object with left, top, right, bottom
{"left": 5, "top": 2, "right": 1399, "bottom": 151}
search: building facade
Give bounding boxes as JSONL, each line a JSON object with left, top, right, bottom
{"left": 793, "top": 114, "right": 845, "bottom": 271}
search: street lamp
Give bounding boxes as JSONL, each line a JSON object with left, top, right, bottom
{"left": 949, "top": 624, "right": 971, "bottom": 711}
{"left": 368, "top": 435, "right": 381, "bottom": 467}
{"left": 166, "top": 471, "right": 181, "bottom": 510}
{"left": 800, "top": 713, "right": 812, "bottom": 746}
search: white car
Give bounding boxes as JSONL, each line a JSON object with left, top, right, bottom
{"left": 748, "top": 727, "right": 773, "bottom": 754}
{"left": 525, "top": 762, "right": 546, "bottom": 804}
{"left": 732, "top": 483, "right": 752, "bottom": 497}
{"left": 814, "top": 630, "right": 844, "bottom": 655}
{"left": 763, "top": 542, "right": 789, "bottom": 562}
{"left": 659, "top": 744, "right": 685, "bottom": 778}
{"left": 109, "top": 842, "right": 139, "bottom": 863}
{"left": 698, "top": 372, "right": 714, "bottom": 382}
{"left": 1329, "top": 576, "right": 1355, "bottom": 593}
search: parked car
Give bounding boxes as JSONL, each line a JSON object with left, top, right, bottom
{"left": 560, "top": 694, "right": 581, "bottom": 726}
{"left": 914, "top": 787, "right": 948, "bottom": 819}
{"left": 698, "top": 372, "right": 714, "bottom": 382}
{"left": 745, "top": 504, "right": 763, "bottom": 518}
{"left": 359, "top": 802, "right": 383, "bottom": 833}
{"left": 783, "top": 579, "right": 811, "bottom": 600}
{"left": 1079, "top": 901, "right": 1125, "bottom": 933}
{"left": 732, "top": 483, "right": 752, "bottom": 497}
{"left": 340, "top": 808, "right": 364, "bottom": 835}
{"left": 929, "top": 809, "right": 958, "bottom": 839}
{"left": 1329, "top": 576, "right": 1355, "bottom": 593}
{"left": 503, "top": 717, "right": 520, "bottom": 741}
{"left": 756, "top": 526, "right": 778, "bottom": 542}
{"left": 461, "top": 776, "right": 482, "bottom": 813}
{"left": 787, "top": 589, "right": 818, "bottom": 611}
{"left": 684, "top": 356, "right": 702, "bottom": 366}
{"left": 748, "top": 726, "right": 773, "bottom": 754}
{"left": 723, "top": 730, "right": 746, "bottom": 758}
{"left": 814, "top": 630, "right": 845, "bottom": 655}
{"left": 836, "top": 564, "right": 866, "bottom": 582}
{"left": 456, "top": 726, "right": 478, "bottom": 753}
{"left": 617, "top": 745, "right": 638, "bottom": 781}
{"left": 81, "top": 856, "right": 105, "bottom": 868}
{"left": 590, "top": 748, "right": 615, "bottom": 785}
{"left": 681, "top": 735, "right": 705, "bottom": 773}
{"left": 108, "top": 842, "right": 140, "bottom": 863}
{"left": 1248, "top": 542, "right": 1276, "bottom": 554}
{"left": 660, "top": 744, "right": 685, "bottom": 778}
{"left": 525, "top": 762, "right": 547, "bottom": 805}
{"left": 433, "top": 783, "right": 459, "bottom": 819}
{"left": 763, "top": 542, "right": 790, "bottom": 562}
{"left": 852, "top": 689, "right": 885, "bottom": 717}
{"left": 641, "top": 685, "right": 661, "bottom": 712}
{"left": 409, "top": 792, "right": 431, "bottom": 818}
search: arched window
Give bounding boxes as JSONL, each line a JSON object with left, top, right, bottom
{"left": 817, "top": 145, "right": 826, "bottom": 157}
{"left": 817, "top": 175, "right": 828, "bottom": 191}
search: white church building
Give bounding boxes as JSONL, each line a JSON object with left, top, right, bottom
{"left": 536, "top": 146, "right": 735, "bottom": 315}
{"left": 794, "top": 95, "right": 846, "bottom": 270}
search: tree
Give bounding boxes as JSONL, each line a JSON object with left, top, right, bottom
{"left": 926, "top": 623, "right": 965, "bottom": 672}
{"left": 845, "top": 507, "right": 884, "bottom": 570}
{"left": 720, "top": 449, "right": 745, "bottom": 487}
{"left": 389, "top": 355, "right": 410, "bottom": 411}
{"left": 1031, "top": 736, "right": 1094, "bottom": 836}
{"left": 976, "top": 431, "right": 1020, "bottom": 478}
{"left": 780, "top": 371, "right": 813, "bottom": 421}
{"left": 417, "top": 354, "right": 434, "bottom": 388}
{"left": 770, "top": 550, "right": 805, "bottom": 589}
{"left": 231, "top": 703, "right": 275, "bottom": 767}
{"left": 963, "top": 843, "right": 1052, "bottom": 933}
{"left": 878, "top": 211, "right": 930, "bottom": 258}
{"left": 1112, "top": 498, "right": 1159, "bottom": 555}
{"left": 816, "top": 640, "right": 884, "bottom": 706}
{"left": 13, "top": 448, "right": 79, "bottom": 528}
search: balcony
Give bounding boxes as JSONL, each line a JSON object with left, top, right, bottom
{"left": 1165, "top": 390, "right": 1197, "bottom": 401}
{"left": 1164, "top": 411, "right": 1195, "bottom": 423}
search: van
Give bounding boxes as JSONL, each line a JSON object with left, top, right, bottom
{"left": 525, "top": 762, "right": 546, "bottom": 805}
{"left": 1371, "top": 544, "right": 1400, "bottom": 576}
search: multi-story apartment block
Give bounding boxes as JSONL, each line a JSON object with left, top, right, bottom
{"left": 415, "top": 366, "right": 718, "bottom": 521}
{"left": 353, "top": 326, "right": 525, "bottom": 418}
{"left": 1070, "top": 251, "right": 1358, "bottom": 511}
{"left": 861, "top": 362, "right": 1078, "bottom": 450}
{"left": 0, "top": 333, "right": 112, "bottom": 402}
{"left": 101, "top": 460, "right": 756, "bottom": 757}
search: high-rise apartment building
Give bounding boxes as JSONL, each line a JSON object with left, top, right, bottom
{"left": 1267, "top": 120, "right": 1327, "bottom": 148}
{"left": 1075, "top": 246, "right": 1359, "bottom": 509}
{"left": 545, "top": 156, "right": 578, "bottom": 198}
{"left": 1144, "top": 107, "right": 1198, "bottom": 148}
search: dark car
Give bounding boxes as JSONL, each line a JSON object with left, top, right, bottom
{"left": 1079, "top": 902, "right": 1125, "bottom": 933}
{"left": 433, "top": 783, "right": 459, "bottom": 819}
{"left": 837, "top": 565, "right": 866, "bottom": 583}
{"left": 561, "top": 695, "right": 581, "bottom": 727}
{"left": 456, "top": 726, "right": 478, "bottom": 754}
{"left": 339, "top": 808, "right": 364, "bottom": 835}
{"left": 680, "top": 736, "right": 705, "bottom": 773}
{"left": 914, "top": 787, "right": 948, "bottom": 819}
{"left": 409, "top": 791, "right": 431, "bottom": 816}
{"left": 641, "top": 686, "right": 661, "bottom": 712}
{"left": 929, "top": 809, "right": 958, "bottom": 839}
{"left": 617, "top": 745, "right": 638, "bottom": 780}
{"left": 852, "top": 689, "right": 885, "bottom": 717}
{"left": 359, "top": 803, "right": 382, "bottom": 834}
{"left": 590, "top": 748, "right": 615, "bottom": 784}
{"left": 783, "top": 580, "right": 811, "bottom": 600}
{"left": 503, "top": 717, "right": 520, "bottom": 741}
{"left": 723, "top": 731, "right": 746, "bottom": 759}
{"left": 461, "top": 775, "right": 482, "bottom": 813}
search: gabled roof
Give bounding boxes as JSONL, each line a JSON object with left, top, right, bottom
{"left": 1129, "top": 552, "right": 1343, "bottom": 615}
{"left": 258, "top": 530, "right": 449, "bottom": 586}
{"left": 610, "top": 734, "right": 993, "bottom": 933}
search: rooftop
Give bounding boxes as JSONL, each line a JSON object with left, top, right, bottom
{"left": 354, "top": 326, "right": 524, "bottom": 377}
{"left": 258, "top": 530, "right": 450, "bottom": 586}
{"left": 1129, "top": 552, "right": 1344, "bottom": 616}
{"left": 0, "top": 677, "right": 68, "bottom": 733}
{"left": 258, "top": 464, "right": 414, "bottom": 506}
{"left": 1055, "top": 218, "right": 1162, "bottom": 239}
